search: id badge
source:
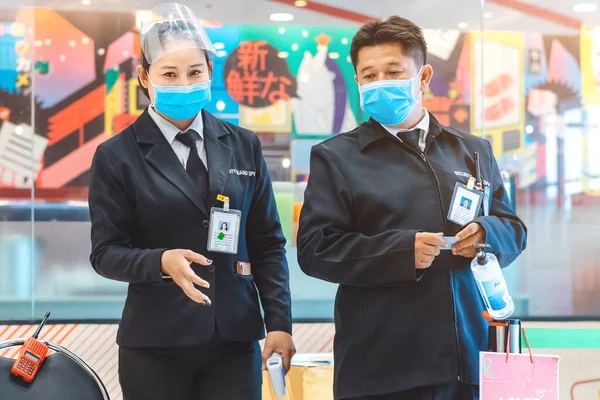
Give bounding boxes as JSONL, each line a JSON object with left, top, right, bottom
{"left": 447, "top": 181, "right": 483, "bottom": 226}
{"left": 207, "top": 207, "right": 241, "bottom": 254}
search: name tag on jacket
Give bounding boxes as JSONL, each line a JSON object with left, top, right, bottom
{"left": 229, "top": 168, "right": 256, "bottom": 177}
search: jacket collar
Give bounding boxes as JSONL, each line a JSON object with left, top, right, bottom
{"left": 134, "top": 108, "right": 230, "bottom": 144}
{"left": 132, "top": 109, "right": 233, "bottom": 218}
{"left": 147, "top": 106, "right": 205, "bottom": 145}
{"left": 358, "top": 111, "right": 463, "bottom": 152}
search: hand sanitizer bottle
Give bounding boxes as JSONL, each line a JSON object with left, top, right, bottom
{"left": 470, "top": 244, "right": 515, "bottom": 320}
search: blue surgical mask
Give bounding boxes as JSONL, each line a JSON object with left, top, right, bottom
{"left": 150, "top": 78, "right": 212, "bottom": 121}
{"left": 359, "top": 68, "right": 423, "bottom": 126}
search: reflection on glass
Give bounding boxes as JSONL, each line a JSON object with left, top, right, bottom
{"left": 0, "top": 1, "right": 598, "bottom": 320}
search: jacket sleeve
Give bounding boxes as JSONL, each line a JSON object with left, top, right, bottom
{"left": 89, "top": 146, "right": 166, "bottom": 283}
{"left": 297, "top": 144, "right": 420, "bottom": 286}
{"left": 473, "top": 142, "right": 528, "bottom": 267}
{"left": 246, "top": 137, "right": 292, "bottom": 335}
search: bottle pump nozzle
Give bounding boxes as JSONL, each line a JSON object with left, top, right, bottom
{"left": 474, "top": 243, "right": 491, "bottom": 265}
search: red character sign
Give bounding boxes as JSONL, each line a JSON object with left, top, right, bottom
{"left": 225, "top": 40, "right": 297, "bottom": 108}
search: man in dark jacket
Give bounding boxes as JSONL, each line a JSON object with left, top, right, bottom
{"left": 297, "top": 16, "right": 527, "bottom": 400}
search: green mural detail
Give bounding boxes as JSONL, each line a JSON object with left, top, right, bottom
{"left": 240, "top": 25, "right": 363, "bottom": 139}
{"left": 105, "top": 69, "right": 120, "bottom": 94}
{"left": 34, "top": 60, "right": 49, "bottom": 75}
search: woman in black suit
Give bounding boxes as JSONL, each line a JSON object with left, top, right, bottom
{"left": 88, "top": 4, "right": 295, "bottom": 399}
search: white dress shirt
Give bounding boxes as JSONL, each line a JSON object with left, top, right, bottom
{"left": 380, "top": 108, "right": 430, "bottom": 152}
{"left": 148, "top": 107, "right": 207, "bottom": 280}
{"left": 148, "top": 106, "right": 208, "bottom": 170}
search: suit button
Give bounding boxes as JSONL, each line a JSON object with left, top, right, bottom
{"left": 202, "top": 220, "right": 209, "bottom": 228}
{"left": 208, "top": 265, "right": 215, "bottom": 272}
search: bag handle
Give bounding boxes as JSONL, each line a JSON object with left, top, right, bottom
{"left": 505, "top": 326, "right": 534, "bottom": 364}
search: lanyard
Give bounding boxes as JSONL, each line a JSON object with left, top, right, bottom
{"left": 483, "top": 186, "right": 491, "bottom": 217}
{"left": 475, "top": 152, "right": 491, "bottom": 216}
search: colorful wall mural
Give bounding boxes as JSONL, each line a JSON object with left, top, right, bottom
{"left": 1, "top": 8, "right": 600, "bottom": 318}
{"left": 0, "top": 8, "right": 599, "bottom": 200}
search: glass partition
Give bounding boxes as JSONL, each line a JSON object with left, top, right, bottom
{"left": 0, "top": 4, "right": 35, "bottom": 320}
{"left": 0, "top": 0, "right": 599, "bottom": 321}
{"left": 480, "top": 0, "right": 600, "bottom": 317}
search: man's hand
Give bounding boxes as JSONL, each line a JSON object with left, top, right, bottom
{"left": 262, "top": 331, "right": 296, "bottom": 374}
{"left": 415, "top": 232, "right": 447, "bottom": 269}
{"left": 453, "top": 223, "right": 486, "bottom": 258}
{"left": 161, "top": 249, "right": 213, "bottom": 305}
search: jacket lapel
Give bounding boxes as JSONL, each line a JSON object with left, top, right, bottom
{"left": 202, "top": 110, "right": 233, "bottom": 207}
{"left": 358, "top": 118, "right": 396, "bottom": 152}
{"left": 133, "top": 109, "right": 209, "bottom": 217}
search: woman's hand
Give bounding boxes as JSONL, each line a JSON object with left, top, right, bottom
{"left": 161, "top": 249, "right": 213, "bottom": 305}
{"left": 262, "top": 331, "right": 296, "bottom": 374}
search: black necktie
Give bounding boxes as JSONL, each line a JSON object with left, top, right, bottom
{"left": 175, "top": 130, "right": 209, "bottom": 200}
{"left": 399, "top": 129, "right": 422, "bottom": 152}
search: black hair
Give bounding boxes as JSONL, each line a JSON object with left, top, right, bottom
{"left": 138, "top": 20, "right": 212, "bottom": 99}
{"left": 350, "top": 15, "right": 427, "bottom": 71}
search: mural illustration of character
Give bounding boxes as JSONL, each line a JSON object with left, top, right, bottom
{"left": 293, "top": 34, "right": 356, "bottom": 135}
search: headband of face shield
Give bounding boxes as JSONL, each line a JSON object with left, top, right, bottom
{"left": 140, "top": 3, "right": 217, "bottom": 64}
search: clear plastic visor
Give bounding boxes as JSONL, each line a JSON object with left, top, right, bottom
{"left": 140, "top": 3, "right": 217, "bottom": 64}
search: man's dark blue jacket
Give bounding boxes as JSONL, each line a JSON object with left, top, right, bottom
{"left": 297, "top": 114, "right": 527, "bottom": 399}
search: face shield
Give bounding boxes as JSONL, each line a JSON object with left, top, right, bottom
{"left": 140, "top": 3, "right": 217, "bottom": 64}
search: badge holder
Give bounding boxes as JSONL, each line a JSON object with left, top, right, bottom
{"left": 447, "top": 177, "right": 484, "bottom": 226}
{"left": 207, "top": 195, "right": 241, "bottom": 255}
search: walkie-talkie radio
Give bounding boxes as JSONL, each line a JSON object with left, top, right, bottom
{"left": 11, "top": 312, "right": 51, "bottom": 382}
